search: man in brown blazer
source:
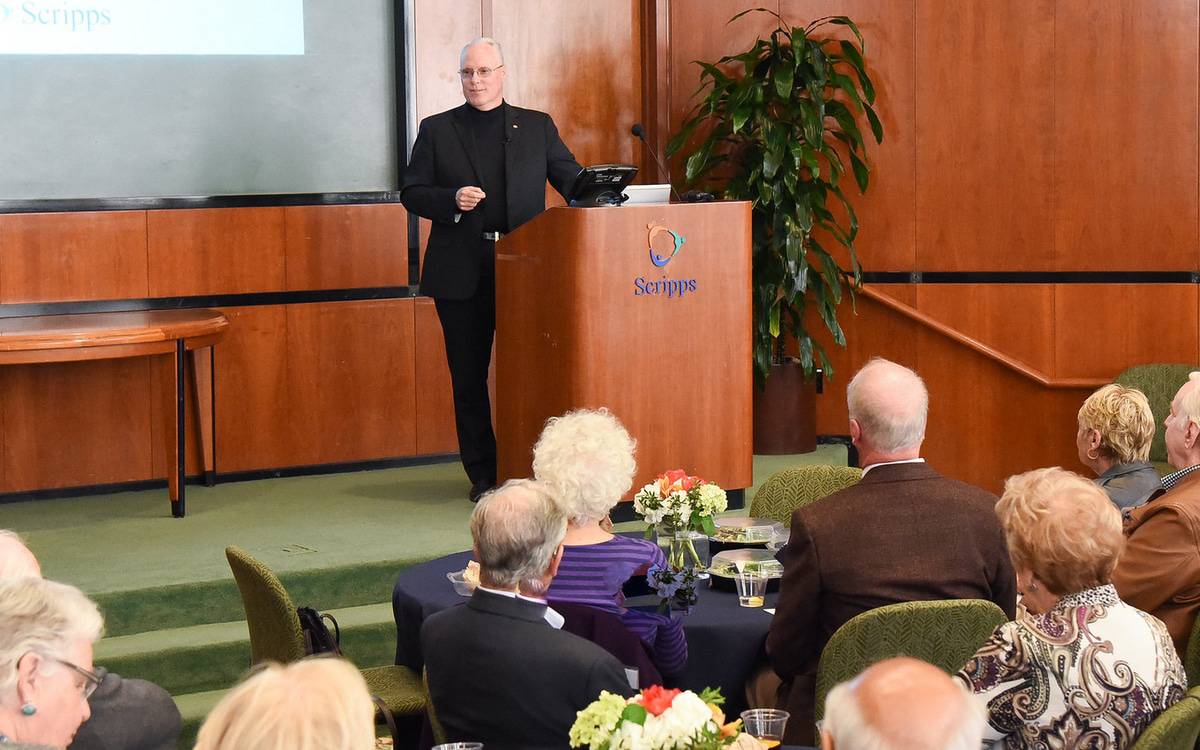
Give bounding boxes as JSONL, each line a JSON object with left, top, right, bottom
{"left": 764, "top": 359, "right": 1017, "bottom": 745}
{"left": 1113, "top": 372, "right": 1200, "bottom": 656}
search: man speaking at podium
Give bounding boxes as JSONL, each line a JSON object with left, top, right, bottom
{"left": 401, "top": 38, "right": 582, "bottom": 501}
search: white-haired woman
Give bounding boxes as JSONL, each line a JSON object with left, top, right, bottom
{"left": 194, "top": 657, "right": 375, "bottom": 750}
{"left": 534, "top": 409, "right": 688, "bottom": 677}
{"left": 1077, "top": 384, "right": 1161, "bottom": 510}
{"left": 0, "top": 578, "right": 104, "bottom": 749}
{"left": 957, "top": 468, "right": 1184, "bottom": 748}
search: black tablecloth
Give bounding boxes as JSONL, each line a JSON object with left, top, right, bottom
{"left": 392, "top": 550, "right": 778, "bottom": 713}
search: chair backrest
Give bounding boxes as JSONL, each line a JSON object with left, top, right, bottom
{"left": 1130, "top": 686, "right": 1200, "bottom": 750}
{"left": 423, "top": 669, "right": 448, "bottom": 746}
{"left": 225, "top": 545, "right": 308, "bottom": 665}
{"left": 749, "top": 465, "right": 863, "bottom": 526}
{"left": 1115, "top": 364, "right": 1197, "bottom": 468}
{"left": 551, "top": 600, "right": 664, "bottom": 687}
{"left": 814, "top": 598, "right": 1007, "bottom": 722}
{"left": 1186, "top": 614, "right": 1200, "bottom": 690}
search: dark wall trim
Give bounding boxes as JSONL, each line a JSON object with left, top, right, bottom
{"left": 0, "top": 192, "right": 404, "bottom": 215}
{"left": 0, "top": 453, "right": 460, "bottom": 505}
{"left": 862, "top": 271, "right": 1200, "bottom": 284}
{"left": 0, "top": 286, "right": 422, "bottom": 319}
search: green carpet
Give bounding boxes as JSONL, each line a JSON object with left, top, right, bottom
{"left": 3, "top": 446, "right": 846, "bottom": 598}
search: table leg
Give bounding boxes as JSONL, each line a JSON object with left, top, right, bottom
{"left": 192, "top": 346, "right": 216, "bottom": 486}
{"left": 172, "top": 340, "right": 186, "bottom": 518}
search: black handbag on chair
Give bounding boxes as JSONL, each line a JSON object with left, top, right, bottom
{"left": 297, "top": 606, "right": 400, "bottom": 745}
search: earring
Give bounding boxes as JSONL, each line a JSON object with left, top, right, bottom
{"left": 21, "top": 703, "right": 36, "bottom": 716}
{"left": 1028, "top": 582, "right": 1038, "bottom": 592}
{"left": 1086, "top": 449, "right": 1099, "bottom": 460}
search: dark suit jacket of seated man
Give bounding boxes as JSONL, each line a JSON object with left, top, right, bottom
{"left": 422, "top": 587, "right": 635, "bottom": 750}
{"left": 766, "top": 461, "right": 1018, "bottom": 744}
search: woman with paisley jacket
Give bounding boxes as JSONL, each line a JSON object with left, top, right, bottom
{"left": 956, "top": 467, "right": 1185, "bottom": 749}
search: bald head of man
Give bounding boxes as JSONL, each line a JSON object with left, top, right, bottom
{"left": 846, "top": 358, "right": 929, "bottom": 468}
{"left": 821, "top": 657, "right": 983, "bottom": 750}
{"left": 0, "top": 529, "right": 41, "bottom": 579}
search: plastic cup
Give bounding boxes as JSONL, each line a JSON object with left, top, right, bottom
{"left": 740, "top": 708, "right": 789, "bottom": 746}
{"left": 735, "top": 569, "right": 768, "bottom": 607}
{"left": 432, "top": 744, "right": 483, "bottom": 750}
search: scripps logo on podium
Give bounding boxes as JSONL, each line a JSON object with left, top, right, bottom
{"left": 634, "top": 222, "right": 698, "bottom": 299}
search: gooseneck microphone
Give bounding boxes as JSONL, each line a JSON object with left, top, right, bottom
{"left": 630, "top": 123, "right": 682, "bottom": 203}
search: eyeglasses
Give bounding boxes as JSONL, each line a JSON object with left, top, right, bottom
{"left": 458, "top": 65, "right": 504, "bottom": 80}
{"left": 52, "top": 657, "right": 103, "bottom": 700}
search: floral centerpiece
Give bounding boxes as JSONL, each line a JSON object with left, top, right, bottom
{"left": 634, "top": 469, "right": 729, "bottom": 539}
{"left": 634, "top": 470, "right": 728, "bottom": 613}
{"left": 569, "top": 686, "right": 765, "bottom": 750}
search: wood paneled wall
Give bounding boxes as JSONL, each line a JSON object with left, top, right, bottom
{"left": 0, "top": 206, "right": 435, "bottom": 494}
{"left": 669, "top": 0, "right": 1200, "bottom": 491}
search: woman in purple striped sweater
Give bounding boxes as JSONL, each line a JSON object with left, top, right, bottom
{"left": 533, "top": 409, "right": 689, "bottom": 678}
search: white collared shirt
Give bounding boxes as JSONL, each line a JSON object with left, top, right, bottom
{"left": 860, "top": 457, "right": 925, "bottom": 476}
{"left": 476, "top": 585, "right": 564, "bottom": 629}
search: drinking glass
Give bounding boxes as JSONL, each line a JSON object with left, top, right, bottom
{"left": 739, "top": 708, "right": 789, "bottom": 747}
{"left": 734, "top": 569, "right": 768, "bottom": 607}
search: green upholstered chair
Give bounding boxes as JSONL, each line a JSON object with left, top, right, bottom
{"left": 813, "top": 599, "right": 1007, "bottom": 724}
{"left": 1115, "top": 364, "right": 1197, "bottom": 476}
{"left": 1186, "top": 614, "right": 1200, "bottom": 690}
{"left": 423, "top": 669, "right": 448, "bottom": 745}
{"left": 224, "top": 546, "right": 426, "bottom": 718}
{"left": 1130, "top": 686, "right": 1200, "bottom": 750}
{"left": 749, "top": 465, "right": 863, "bottom": 526}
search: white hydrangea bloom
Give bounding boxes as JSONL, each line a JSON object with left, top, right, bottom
{"left": 640, "top": 691, "right": 716, "bottom": 748}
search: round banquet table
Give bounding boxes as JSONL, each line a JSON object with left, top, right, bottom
{"left": 392, "top": 549, "right": 780, "bottom": 714}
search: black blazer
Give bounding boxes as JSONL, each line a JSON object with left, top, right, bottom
{"left": 421, "top": 590, "right": 634, "bottom": 750}
{"left": 400, "top": 102, "right": 582, "bottom": 300}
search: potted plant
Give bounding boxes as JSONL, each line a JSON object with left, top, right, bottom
{"left": 667, "top": 10, "right": 882, "bottom": 453}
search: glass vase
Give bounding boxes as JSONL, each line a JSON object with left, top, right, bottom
{"left": 655, "top": 525, "right": 711, "bottom": 571}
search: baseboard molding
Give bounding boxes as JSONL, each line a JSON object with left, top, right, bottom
{"left": 0, "top": 453, "right": 462, "bottom": 505}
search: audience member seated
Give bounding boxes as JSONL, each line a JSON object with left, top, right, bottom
{"left": 0, "top": 531, "right": 182, "bottom": 750}
{"left": 760, "top": 358, "right": 1017, "bottom": 746}
{"left": 534, "top": 408, "right": 688, "bottom": 677}
{"left": 194, "top": 657, "right": 374, "bottom": 750}
{"left": 422, "top": 479, "right": 634, "bottom": 750}
{"left": 957, "top": 467, "right": 1184, "bottom": 748}
{"left": 822, "top": 657, "right": 984, "bottom": 750}
{"left": 1113, "top": 371, "right": 1200, "bottom": 655}
{"left": 0, "top": 577, "right": 104, "bottom": 750}
{"left": 1076, "top": 384, "right": 1161, "bottom": 510}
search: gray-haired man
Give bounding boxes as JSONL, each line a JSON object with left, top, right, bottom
{"left": 421, "top": 480, "right": 633, "bottom": 749}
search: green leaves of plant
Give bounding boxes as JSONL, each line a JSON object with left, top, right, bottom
{"left": 670, "top": 8, "right": 880, "bottom": 384}
{"left": 621, "top": 704, "right": 648, "bottom": 726}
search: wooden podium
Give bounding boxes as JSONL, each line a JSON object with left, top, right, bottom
{"left": 495, "top": 201, "right": 753, "bottom": 497}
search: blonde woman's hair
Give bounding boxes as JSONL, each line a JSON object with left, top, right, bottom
{"left": 0, "top": 577, "right": 103, "bottom": 696}
{"left": 532, "top": 408, "right": 637, "bottom": 525}
{"left": 1077, "top": 384, "right": 1155, "bottom": 463}
{"left": 194, "top": 658, "right": 375, "bottom": 750}
{"left": 996, "top": 467, "right": 1124, "bottom": 596}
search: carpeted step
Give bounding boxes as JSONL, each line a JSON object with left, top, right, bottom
{"left": 174, "top": 687, "right": 226, "bottom": 749}
{"left": 93, "top": 556, "right": 431, "bottom": 638}
{"left": 96, "top": 602, "right": 399, "bottom": 696}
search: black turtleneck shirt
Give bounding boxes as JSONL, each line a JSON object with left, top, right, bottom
{"left": 465, "top": 104, "right": 509, "bottom": 233}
